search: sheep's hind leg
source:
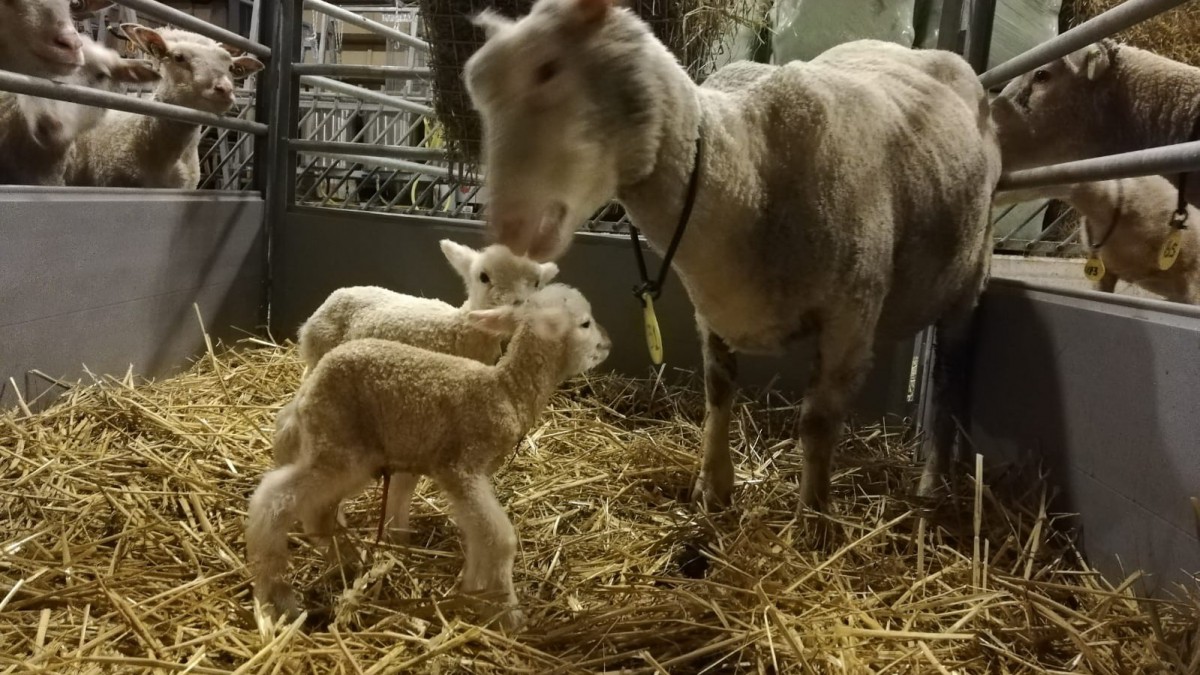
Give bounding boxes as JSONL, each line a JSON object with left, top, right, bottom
{"left": 798, "top": 311, "right": 878, "bottom": 512}
{"left": 384, "top": 472, "right": 420, "bottom": 544}
{"left": 437, "top": 471, "right": 524, "bottom": 631}
{"left": 693, "top": 328, "right": 738, "bottom": 510}
{"left": 296, "top": 464, "right": 373, "bottom": 579}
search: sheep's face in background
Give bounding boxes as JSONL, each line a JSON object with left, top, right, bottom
{"left": 991, "top": 41, "right": 1118, "bottom": 171}
{"left": 527, "top": 283, "right": 611, "bottom": 375}
{"left": 0, "top": 0, "right": 111, "bottom": 77}
{"left": 465, "top": 0, "right": 650, "bottom": 262}
{"left": 119, "top": 24, "right": 263, "bottom": 114}
{"left": 440, "top": 239, "right": 560, "bottom": 310}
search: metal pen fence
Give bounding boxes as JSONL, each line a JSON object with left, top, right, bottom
{"left": 0, "top": 0, "right": 269, "bottom": 192}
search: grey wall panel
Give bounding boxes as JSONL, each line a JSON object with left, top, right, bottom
{"left": 0, "top": 189, "right": 265, "bottom": 410}
{"left": 272, "top": 209, "right": 917, "bottom": 421}
{"left": 970, "top": 280, "right": 1200, "bottom": 591}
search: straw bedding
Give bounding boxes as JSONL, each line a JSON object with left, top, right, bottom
{"left": 1, "top": 335, "right": 1198, "bottom": 673}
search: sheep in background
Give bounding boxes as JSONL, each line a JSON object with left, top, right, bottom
{"left": 0, "top": 37, "right": 158, "bottom": 185}
{"left": 248, "top": 288, "right": 611, "bottom": 629}
{"left": 991, "top": 41, "right": 1200, "bottom": 207}
{"left": 296, "top": 239, "right": 560, "bottom": 371}
{"left": 997, "top": 176, "right": 1200, "bottom": 304}
{"left": 0, "top": 0, "right": 112, "bottom": 78}
{"left": 464, "top": 0, "right": 1001, "bottom": 510}
{"left": 65, "top": 24, "right": 263, "bottom": 189}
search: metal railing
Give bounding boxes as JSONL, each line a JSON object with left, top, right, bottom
{"left": 0, "top": 0, "right": 271, "bottom": 193}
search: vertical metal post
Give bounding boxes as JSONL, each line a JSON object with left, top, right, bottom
{"left": 256, "top": 0, "right": 301, "bottom": 332}
{"left": 964, "top": 0, "right": 997, "bottom": 74}
{"left": 937, "top": 0, "right": 965, "bottom": 53}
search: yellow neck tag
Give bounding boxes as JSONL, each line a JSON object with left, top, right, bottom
{"left": 1158, "top": 230, "right": 1183, "bottom": 271}
{"left": 1083, "top": 255, "right": 1106, "bottom": 281}
{"left": 641, "top": 292, "right": 664, "bottom": 365}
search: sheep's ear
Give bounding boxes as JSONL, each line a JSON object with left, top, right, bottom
{"left": 121, "top": 24, "right": 169, "bottom": 61}
{"left": 220, "top": 44, "right": 246, "bottom": 57}
{"left": 538, "top": 262, "right": 560, "bottom": 285}
{"left": 530, "top": 309, "right": 569, "bottom": 341}
{"left": 111, "top": 58, "right": 160, "bottom": 83}
{"left": 231, "top": 55, "right": 264, "bottom": 79}
{"left": 468, "top": 308, "right": 519, "bottom": 336}
{"left": 440, "top": 239, "right": 478, "bottom": 280}
{"left": 471, "top": 9, "right": 513, "bottom": 39}
{"left": 569, "top": 0, "right": 613, "bottom": 31}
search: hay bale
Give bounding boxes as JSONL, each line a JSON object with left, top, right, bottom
{"left": 1064, "top": 0, "right": 1200, "bottom": 67}
{"left": 1, "top": 334, "right": 1197, "bottom": 672}
{"left": 418, "top": 0, "right": 760, "bottom": 167}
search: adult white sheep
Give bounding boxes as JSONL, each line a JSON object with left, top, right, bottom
{"left": 0, "top": 37, "right": 159, "bottom": 185}
{"left": 997, "top": 176, "right": 1200, "bottom": 304}
{"left": 248, "top": 288, "right": 611, "bottom": 629}
{"left": 0, "top": 0, "right": 112, "bottom": 78}
{"left": 65, "top": 24, "right": 263, "bottom": 189}
{"left": 991, "top": 41, "right": 1200, "bottom": 207}
{"left": 463, "top": 0, "right": 1002, "bottom": 511}
{"left": 295, "top": 239, "right": 560, "bottom": 372}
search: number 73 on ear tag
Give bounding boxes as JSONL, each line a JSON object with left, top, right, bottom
{"left": 641, "top": 292, "right": 664, "bottom": 365}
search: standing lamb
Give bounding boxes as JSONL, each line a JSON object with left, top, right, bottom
{"left": 463, "top": 0, "right": 1001, "bottom": 511}
{"left": 0, "top": 36, "right": 159, "bottom": 185}
{"left": 65, "top": 24, "right": 263, "bottom": 189}
{"left": 0, "top": 0, "right": 112, "bottom": 78}
{"left": 996, "top": 176, "right": 1200, "bottom": 304}
{"left": 296, "top": 239, "right": 559, "bottom": 371}
{"left": 991, "top": 41, "right": 1200, "bottom": 207}
{"left": 248, "top": 289, "right": 611, "bottom": 629}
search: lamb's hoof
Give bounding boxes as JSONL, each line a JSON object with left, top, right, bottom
{"left": 498, "top": 607, "right": 527, "bottom": 633}
{"left": 692, "top": 471, "right": 733, "bottom": 512}
{"left": 917, "top": 469, "right": 945, "bottom": 501}
{"left": 255, "top": 581, "right": 300, "bottom": 621}
{"left": 385, "top": 528, "right": 412, "bottom": 546}
{"left": 797, "top": 478, "right": 828, "bottom": 515}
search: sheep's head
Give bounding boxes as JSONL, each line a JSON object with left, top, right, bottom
{"left": 991, "top": 40, "right": 1120, "bottom": 170}
{"left": 119, "top": 24, "right": 263, "bottom": 113}
{"left": 464, "top": 0, "right": 661, "bottom": 261}
{"left": 27, "top": 37, "right": 159, "bottom": 149}
{"left": 469, "top": 283, "right": 611, "bottom": 378}
{"left": 440, "top": 239, "right": 559, "bottom": 310}
{"left": 0, "top": 0, "right": 112, "bottom": 78}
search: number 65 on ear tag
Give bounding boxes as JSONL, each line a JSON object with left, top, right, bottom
{"left": 1159, "top": 230, "right": 1183, "bottom": 271}
{"left": 641, "top": 292, "right": 664, "bottom": 365}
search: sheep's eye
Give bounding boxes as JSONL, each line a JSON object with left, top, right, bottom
{"left": 173, "top": 53, "right": 186, "bottom": 64}
{"left": 95, "top": 72, "right": 109, "bottom": 82}
{"left": 479, "top": 272, "right": 490, "bottom": 284}
{"left": 580, "top": 321, "right": 591, "bottom": 329}
{"left": 69, "top": 0, "right": 83, "bottom": 10}
{"left": 534, "top": 59, "right": 559, "bottom": 84}
{"left": 1032, "top": 69, "right": 1050, "bottom": 83}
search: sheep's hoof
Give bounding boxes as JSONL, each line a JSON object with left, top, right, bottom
{"left": 917, "top": 462, "right": 949, "bottom": 501}
{"left": 797, "top": 475, "right": 828, "bottom": 514}
{"left": 692, "top": 471, "right": 733, "bottom": 512}
{"left": 385, "top": 528, "right": 412, "bottom": 546}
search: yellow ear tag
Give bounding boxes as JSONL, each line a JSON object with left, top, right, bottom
{"left": 1158, "top": 230, "right": 1183, "bottom": 271}
{"left": 1083, "top": 255, "right": 1106, "bottom": 281}
{"left": 641, "top": 292, "right": 664, "bottom": 365}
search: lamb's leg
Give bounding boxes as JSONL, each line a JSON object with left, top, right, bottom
{"left": 694, "top": 328, "right": 738, "bottom": 510}
{"left": 297, "top": 471, "right": 372, "bottom": 575}
{"left": 384, "top": 472, "right": 419, "bottom": 544}
{"left": 798, "top": 312, "right": 878, "bottom": 511}
{"left": 247, "top": 464, "right": 305, "bottom": 618}
{"left": 437, "top": 471, "right": 524, "bottom": 631}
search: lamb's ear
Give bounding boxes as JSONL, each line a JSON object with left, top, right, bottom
{"left": 1071, "top": 43, "right": 1112, "bottom": 81}
{"left": 538, "top": 262, "right": 560, "bottom": 285}
{"left": 121, "top": 24, "right": 169, "bottom": 61}
{"left": 112, "top": 58, "right": 161, "bottom": 83}
{"left": 220, "top": 44, "right": 246, "bottom": 57}
{"left": 530, "top": 309, "right": 569, "bottom": 341}
{"left": 468, "top": 308, "right": 519, "bottom": 336}
{"left": 471, "top": 9, "right": 513, "bottom": 39}
{"left": 231, "top": 56, "right": 265, "bottom": 79}
{"left": 573, "top": 0, "right": 613, "bottom": 26}
{"left": 439, "top": 239, "right": 478, "bottom": 280}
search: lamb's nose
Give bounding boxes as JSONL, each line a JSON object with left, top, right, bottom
{"left": 55, "top": 30, "right": 83, "bottom": 52}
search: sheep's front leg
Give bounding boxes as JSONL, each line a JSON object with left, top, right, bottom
{"left": 1093, "top": 272, "right": 1118, "bottom": 294}
{"left": 694, "top": 328, "right": 738, "bottom": 510}
{"left": 918, "top": 311, "right": 976, "bottom": 498}
{"left": 247, "top": 465, "right": 304, "bottom": 618}
{"left": 438, "top": 472, "right": 524, "bottom": 631}
{"left": 798, "top": 313, "right": 877, "bottom": 512}
{"left": 384, "top": 472, "right": 420, "bottom": 544}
